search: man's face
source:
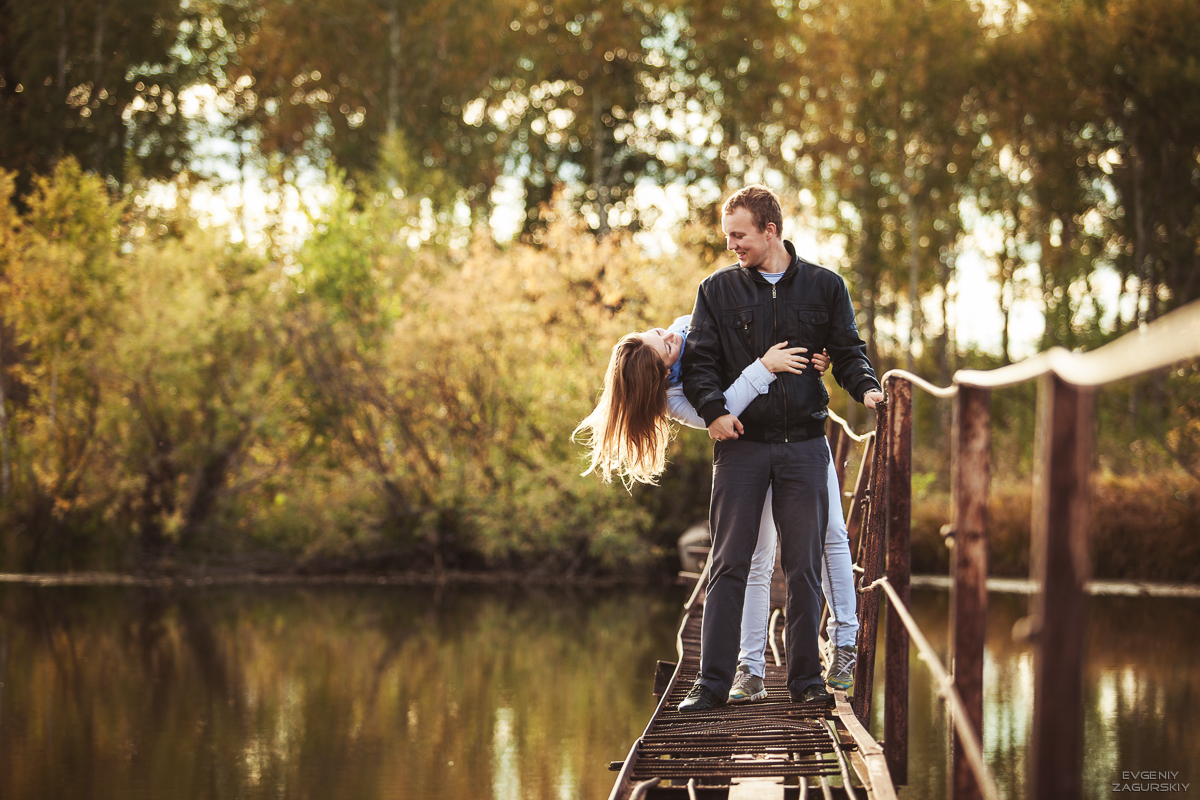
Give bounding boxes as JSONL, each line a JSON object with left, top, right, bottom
{"left": 722, "top": 207, "right": 774, "bottom": 270}
{"left": 639, "top": 328, "right": 683, "bottom": 368}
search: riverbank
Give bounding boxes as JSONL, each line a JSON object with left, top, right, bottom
{"left": 911, "top": 470, "right": 1200, "bottom": 583}
{"left": 3, "top": 466, "right": 1193, "bottom": 583}
{"left": 5, "top": 569, "right": 1200, "bottom": 600}
{"left": 908, "top": 574, "right": 1200, "bottom": 598}
{"left": 0, "top": 567, "right": 665, "bottom": 589}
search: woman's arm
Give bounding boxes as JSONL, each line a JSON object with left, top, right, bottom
{"left": 666, "top": 360, "right": 775, "bottom": 430}
{"left": 668, "top": 342, "right": 822, "bottom": 430}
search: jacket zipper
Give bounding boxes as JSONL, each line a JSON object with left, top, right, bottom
{"left": 773, "top": 284, "right": 788, "bottom": 442}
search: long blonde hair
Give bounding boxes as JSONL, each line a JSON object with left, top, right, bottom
{"left": 573, "top": 332, "right": 672, "bottom": 487}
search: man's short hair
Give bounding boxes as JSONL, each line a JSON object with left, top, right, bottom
{"left": 722, "top": 185, "right": 783, "bottom": 237}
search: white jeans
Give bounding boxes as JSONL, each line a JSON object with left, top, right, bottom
{"left": 737, "top": 441, "right": 859, "bottom": 677}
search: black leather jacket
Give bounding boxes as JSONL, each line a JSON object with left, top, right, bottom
{"left": 682, "top": 241, "right": 881, "bottom": 443}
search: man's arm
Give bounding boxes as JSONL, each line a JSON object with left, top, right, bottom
{"left": 825, "top": 279, "right": 882, "bottom": 403}
{"left": 681, "top": 280, "right": 732, "bottom": 425}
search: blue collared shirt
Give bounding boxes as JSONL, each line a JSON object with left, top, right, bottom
{"left": 666, "top": 315, "right": 690, "bottom": 386}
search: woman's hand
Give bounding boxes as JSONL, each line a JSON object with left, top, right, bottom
{"left": 810, "top": 349, "right": 830, "bottom": 375}
{"left": 760, "top": 342, "right": 809, "bottom": 374}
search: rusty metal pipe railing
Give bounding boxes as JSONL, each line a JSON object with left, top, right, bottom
{"left": 629, "top": 778, "right": 659, "bottom": 800}
{"left": 879, "top": 368, "right": 961, "bottom": 398}
{"left": 820, "top": 716, "right": 859, "bottom": 800}
{"left": 863, "top": 298, "right": 1200, "bottom": 800}
{"left": 834, "top": 428, "right": 854, "bottom": 492}
{"left": 768, "top": 607, "right": 783, "bottom": 667}
{"left": 608, "top": 555, "right": 711, "bottom": 800}
{"left": 620, "top": 300, "right": 1198, "bottom": 800}
{"left": 844, "top": 432, "right": 876, "bottom": 560}
{"left": 868, "top": 575, "right": 1002, "bottom": 800}
{"left": 953, "top": 298, "right": 1200, "bottom": 389}
{"left": 826, "top": 407, "right": 872, "bottom": 442}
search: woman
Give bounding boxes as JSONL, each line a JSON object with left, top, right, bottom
{"left": 574, "top": 315, "right": 859, "bottom": 701}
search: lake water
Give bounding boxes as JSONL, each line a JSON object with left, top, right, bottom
{"left": 1, "top": 580, "right": 1197, "bottom": 799}
{"left": 878, "top": 587, "right": 1200, "bottom": 799}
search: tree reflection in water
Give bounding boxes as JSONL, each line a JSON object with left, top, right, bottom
{"left": 871, "top": 588, "right": 1200, "bottom": 799}
{"left": 0, "top": 583, "right": 679, "bottom": 800}
{"left": 0, "top": 583, "right": 1197, "bottom": 799}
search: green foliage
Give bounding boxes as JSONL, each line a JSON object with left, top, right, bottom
{"left": 1, "top": 0, "right": 1198, "bottom": 576}
{"left": 0, "top": 0, "right": 232, "bottom": 193}
{"left": 0, "top": 161, "right": 724, "bottom": 573}
{"left": 0, "top": 159, "right": 125, "bottom": 565}
{"left": 110, "top": 225, "right": 285, "bottom": 554}
{"left": 271, "top": 196, "right": 717, "bottom": 573}
{"left": 6, "top": 0, "right": 1198, "bottom": 347}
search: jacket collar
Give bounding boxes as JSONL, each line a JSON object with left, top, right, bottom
{"left": 742, "top": 240, "right": 801, "bottom": 282}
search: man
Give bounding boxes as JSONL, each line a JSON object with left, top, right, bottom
{"left": 679, "top": 185, "right": 883, "bottom": 711}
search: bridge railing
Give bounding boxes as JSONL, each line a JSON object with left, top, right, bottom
{"left": 835, "top": 298, "right": 1200, "bottom": 800}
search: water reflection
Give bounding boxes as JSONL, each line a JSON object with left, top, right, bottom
{"left": 2, "top": 582, "right": 1197, "bottom": 799}
{"left": 0, "top": 583, "right": 680, "bottom": 800}
{"left": 871, "top": 588, "right": 1200, "bottom": 799}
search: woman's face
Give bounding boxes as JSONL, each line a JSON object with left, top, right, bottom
{"left": 640, "top": 328, "right": 683, "bottom": 368}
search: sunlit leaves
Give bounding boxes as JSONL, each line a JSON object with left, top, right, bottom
{"left": 0, "top": 0, "right": 231, "bottom": 191}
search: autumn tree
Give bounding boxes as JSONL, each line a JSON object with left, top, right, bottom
{"left": 0, "top": 160, "right": 122, "bottom": 564}
{"left": 0, "top": 0, "right": 237, "bottom": 195}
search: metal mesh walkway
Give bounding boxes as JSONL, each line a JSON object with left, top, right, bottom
{"left": 630, "top": 606, "right": 847, "bottom": 785}
{"left": 609, "top": 566, "right": 885, "bottom": 799}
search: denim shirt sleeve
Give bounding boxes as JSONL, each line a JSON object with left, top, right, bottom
{"left": 667, "top": 358, "right": 774, "bottom": 430}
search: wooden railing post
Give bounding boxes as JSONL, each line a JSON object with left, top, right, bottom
{"left": 851, "top": 402, "right": 889, "bottom": 725}
{"left": 949, "top": 385, "right": 990, "bottom": 800}
{"left": 884, "top": 376, "right": 912, "bottom": 785}
{"left": 1028, "top": 374, "right": 1093, "bottom": 800}
{"left": 845, "top": 434, "right": 875, "bottom": 561}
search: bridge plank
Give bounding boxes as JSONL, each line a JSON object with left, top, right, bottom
{"left": 728, "top": 777, "right": 785, "bottom": 799}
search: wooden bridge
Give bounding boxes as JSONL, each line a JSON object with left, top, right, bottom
{"left": 610, "top": 300, "right": 1200, "bottom": 800}
{"left": 608, "top": 549, "right": 895, "bottom": 800}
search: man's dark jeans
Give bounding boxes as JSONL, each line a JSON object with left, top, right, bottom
{"left": 698, "top": 436, "right": 830, "bottom": 696}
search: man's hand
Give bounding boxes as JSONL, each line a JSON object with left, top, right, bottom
{"left": 863, "top": 390, "right": 885, "bottom": 410}
{"left": 708, "top": 414, "right": 744, "bottom": 441}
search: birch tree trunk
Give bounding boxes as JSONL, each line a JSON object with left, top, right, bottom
{"left": 906, "top": 193, "right": 920, "bottom": 372}
{"left": 592, "top": 91, "right": 610, "bottom": 237}
{"left": 387, "top": 0, "right": 401, "bottom": 138}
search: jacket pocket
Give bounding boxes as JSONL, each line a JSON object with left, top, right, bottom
{"left": 797, "top": 306, "right": 829, "bottom": 347}
{"left": 722, "top": 308, "right": 756, "bottom": 357}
